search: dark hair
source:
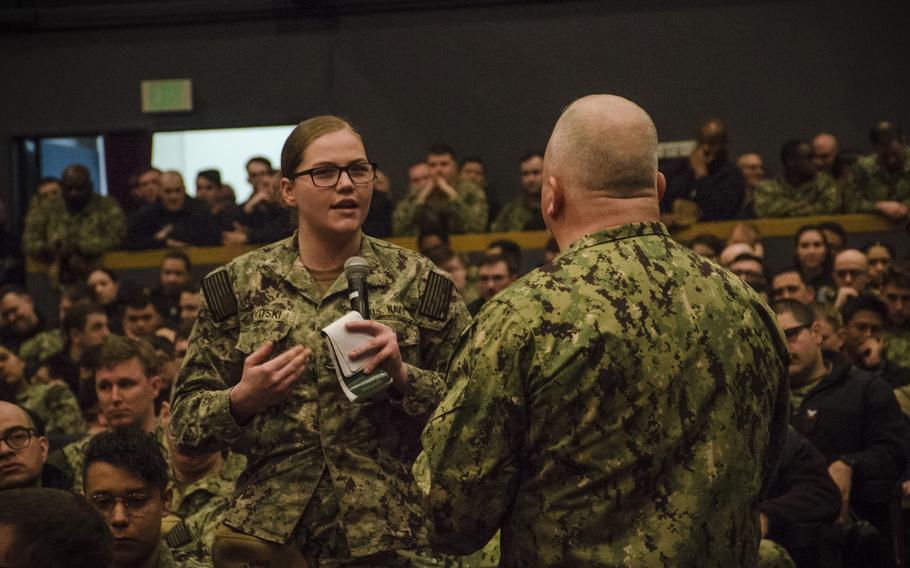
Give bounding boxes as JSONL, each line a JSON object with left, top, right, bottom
{"left": 138, "top": 166, "right": 161, "bottom": 177}
{"left": 488, "top": 239, "right": 522, "bottom": 268}
{"left": 862, "top": 241, "right": 895, "bottom": 259}
{"left": 426, "top": 144, "right": 457, "bottom": 160}
{"left": 771, "top": 299, "right": 816, "bottom": 327}
{"left": 180, "top": 282, "right": 200, "bottom": 295}
{"left": 123, "top": 288, "right": 155, "bottom": 311}
{"left": 841, "top": 294, "right": 889, "bottom": 325}
{"left": 832, "top": 148, "right": 863, "bottom": 179}
{"left": 780, "top": 139, "right": 809, "bottom": 165}
{"left": 771, "top": 268, "right": 808, "bottom": 286}
{"left": 793, "top": 225, "right": 832, "bottom": 273}
{"left": 60, "top": 283, "right": 91, "bottom": 305}
{"left": 77, "top": 344, "right": 103, "bottom": 411}
{"left": 417, "top": 223, "right": 450, "bottom": 247}
{"left": 36, "top": 176, "right": 59, "bottom": 189}
{"left": 691, "top": 234, "right": 725, "bottom": 257}
{"left": 83, "top": 428, "right": 168, "bottom": 494}
{"left": 459, "top": 156, "right": 485, "bottom": 169}
{"left": 731, "top": 252, "right": 765, "bottom": 267}
{"left": 162, "top": 248, "right": 192, "bottom": 273}
{"left": 883, "top": 261, "right": 910, "bottom": 289}
{"left": 246, "top": 156, "right": 273, "bottom": 171}
{"left": 479, "top": 253, "right": 519, "bottom": 277}
{"left": 98, "top": 334, "right": 159, "bottom": 378}
{"left": 519, "top": 150, "right": 545, "bottom": 164}
{"left": 869, "top": 121, "right": 904, "bottom": 147}
{"left": 196, "top": 169, "right": 222, "bottom": 187}
{"left": 87, "top": 266, "right": 118, "bottom": 283}
{"left": 817, "top": 222, "right": 847, "bottom": 247}
{"left": 148, "top": 335, "right": 175, "bottom": 360}
{"left": 425, "top": 245, "right": 457, "bottom": 267}
{"left": 62, "top": 302, "right": 105, "bottom": 335}
{"left": 0, "top": 488, "right": 113, "bottom": 568}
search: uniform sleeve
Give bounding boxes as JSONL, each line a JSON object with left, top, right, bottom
{"left": 392, "top": 194, "right": 421, "bottom": 236}
{"left": 169, "top": 293, "right": 247, "bottom": 456}
{"left": 449, "top": 181, "right": 489, "bottom": 233}
{"left": 22, "top": 200, "right": 51, "bottom": 259}
{"left": 77, "top": 199, "right": 126, "bottom": 256}
{"left": 844, "top": 162, "right": 879, "bottom": 214}
{"left": 753, "top": 181, "right": 795, "bottom": 218}
{"left": 490, "top": 201, "right": 521, "bottom": 233}
{"left": 413, "top": 303, "right": 530, "bottom": 555}
{"left": 43, "top": 382, "right": 87, "bottom": 438}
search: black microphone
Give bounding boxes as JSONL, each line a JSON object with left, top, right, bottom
{"left": 344, "top": 256, "right": 371, "bottom": 319}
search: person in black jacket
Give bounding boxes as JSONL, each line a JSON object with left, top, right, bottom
{"left": 839, "top": 294, "right": 910, "bottom": 393}
{"left": 772, "top": 299, "right": 908, "bottom": 524}
{"left": 125, "top": 171, "right": 220, "bottom": 250}
{"left": 759, "top": 427, "right": 841, "bottom": 565}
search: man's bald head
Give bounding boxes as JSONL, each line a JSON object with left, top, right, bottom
{"left": 0, "top": 401, "right": 35, "bottom": 430}
{"left": 545, "top": 94, "right": 659, "bottom": 198}
{"left": 160, "top": 171, "right": 187, "bottom": 212}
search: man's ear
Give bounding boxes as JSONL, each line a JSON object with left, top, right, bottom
{"left": 544, "top": 175, "right": 564, "bottom": 220}
{"left": 810, "top": 319, "right": 824, "bottom": 346}
{"left": 656, "top": 172, "right": 667, "bottom": 202}
{"left": 149, "top": 375, "right": 162, "bottom": 398}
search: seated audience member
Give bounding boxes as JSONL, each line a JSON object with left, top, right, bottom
{"left": 793, "top": 225, "right": 835, "bottom": 302}
{"left": 770, "top": 269, "right": 815, "bottom": 305}
{"left": 817, "top": 221, "right": 847, "bottom": 256}
{"left": 728, "top": 221, "right": 764, "bottom": 257}
{"left": 812, "top": 302, "right": 844, "bottom": 353}
{"left": 76, "top": 345, "right": 107, "bottom": 436}
{"left": 486, "top": 238, "right": 522, "bottom": 273}
{"left": 416, "top": 223, "right": 450, "bottom": 255}
{"left": 362, "top": 167, "right": 394, "bottom": 238}
{"left": 754, "top": 139, "right": 841, "bottom": 218}
{"left": 845, "top": 121, "right": 910, "bottom": 221}
{"left": 195, "top": 169, "right": 240, "bottom": 234}
{"left": 148, "top": 335, "right": 177, "bottom": 407}
{"left": 0, "top": 487, "right": 113, "bottom": 567}
{"left": 773, "top": 300, "right": 907, "bottom": 524}
{"left": 719, "top": 242, "right": 760, "bottom": 268}
{"left": 863, "top": 241, "right": 894, "bottom": 291}
{"left": 734, "top": 152, "right": 764, "bottom": 218}
{"left": 179, "top": 285, "right": 201, "bottom": 329}
{"left": 0, "top": 285, "right": 45, "bottom": 354}
{"left": 52, "top": 334, "right": 165, "bottom": 491}
{"left": 132, "top": 167, "right": 162, "bottom": 210}
{"left": 83, "top": 428, "right": 203, "bottom": 568}
{"left": 689, "top": 234, "right": 724, "bottom": 263}
{"left": 425, "top": 246, "right": 478, "bottom": 306}
{"left": 468, "top": 254, "right": 518, "bottom": 316}
{"left": 18, "top": 283, "right": 91, "bottom": 370}
{"left": 393, "top": 145, "right": 488, "bottom": 235}
{"left": 0, "top": 401, "right": 69, "bottom": 490}
{"left": 174, "top": 323, "right": 192, "bottom": 365}
{"left": 0, "top": 346, "right": 85, "bottom": 440}
{"left": 123, "top": 289, "right": 166, "bottom": 341}
{"left": 758, "top": 427, "right": 841, "bottom": 567}
{"left": 126, "top": 171, "right": 220, "bottom": 250}
{"left": 491, "top": 151, "right": 547, "bottom": 232}
{"left": 87, "top": 267, "right": 128, "bottom": 333}
{"left": 224, "top": 170, "right": 295, "bottom": 245}
{"left": 153, "top": 249, "right": 193, "bottom": 327}
{"left": 393, "top": 162, "right": 433, "bottom": 237}
{"left": 832, "top": 249, "right": 871, "bottom": 309}
{"left": 839, "top": 295, "right": 910, "bottom": 390}
{"left": 459, "top": 156, "right": 500, "bottom": 225}
{"left": 38, "top": 302, "right": 109, "bottom": 395}
{"left": 812, "top": 132, "right": 839, "bottom": 176}
{"left": 882, "top": 262, "right": 910, "bottom": 371}
{"left": 727, "top": 253, "right": 768, "bottom": 299}
{"left": 660, "top": 118, "right": 745, "bottom": 223}
{"left": 25, "top": 176, "right": 62, "bottom": 213}
{"left": 23, "top": 164, "right": 127, "bottom": 284}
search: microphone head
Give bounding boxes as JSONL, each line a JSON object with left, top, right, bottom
{"left": 344, "top": 256, "right": 370, "bottom": 278}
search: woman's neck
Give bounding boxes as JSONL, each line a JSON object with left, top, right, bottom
{"left": 297, "top": 228, "right": 362, "bottom": 271}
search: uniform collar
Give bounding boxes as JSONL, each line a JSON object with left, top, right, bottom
{"left": 558, "top": 221, "right": 670, "bottom": 260}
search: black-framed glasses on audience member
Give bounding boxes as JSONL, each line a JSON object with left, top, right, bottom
{"left": 287, "top": 163, "right": 378, "bottom": 188}
{"left": 0, "top": 427, "right": 37, "bottom": 451}
{"left": 782, "top": 324, "right": 812, "bottom": 342}
{"left": 90, "top": 492, "right": 154, "bottom": 518}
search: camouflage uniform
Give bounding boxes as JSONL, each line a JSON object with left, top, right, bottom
{"left": 18, "top": 329, "right": 65, "bottom": 368}
{"left": 885, "top": 326, "right": 910, "bottom": 370}
{"left": 392, "top": 180, "right": 488, "bottom": 235}
{"left": 156, "top": 544, "right": 211, "bottom": 568}
{"left": 753, "top": 173, "right": 842, "bottom": 217}
{"left": 757, "top": 539, "right": 796, "bottom": 568}
{"left": 166, "top": 453, "right": 247, "bottom": 563}
{"left": 490, "top": 195, "right": 542, "bottom": 233}
{"left": 844, "top": 149, "right": 910, "bottom": 213}
{"left": 16, "top": 380, "right": 86, "bottom": 438}
{"left": 22, "top": 193, "right": 126, "bottom": 260}
{"left": 53, "top": 424, "right": 168, "bottom": 492}
{"left": 169, "top": 234, "right": 470, "bottom": 559}
{"left": 414, "top": 222, "right": 789, "bottom": 567}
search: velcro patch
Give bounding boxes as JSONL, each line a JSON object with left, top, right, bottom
{"left": 165, "top": 521, "right": 192, "bottom": 548}
{"left": 417, "top": 271, "right": 453, "bottom": 321}
{"left": 202, "top": 268, "right": 237, "bottom": 322}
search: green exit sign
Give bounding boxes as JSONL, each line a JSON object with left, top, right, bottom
{"left": 141, "top": 79, "right": 193, "bottom": 113}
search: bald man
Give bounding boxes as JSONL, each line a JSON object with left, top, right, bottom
{"left": 415, "top": 94, "right": 789, "bottom": 566}
{"left": 125, "top": 170, "right": 220, "bottom": 249}
{"left": 22, "top": 163, "right": 126, "bottom": 282}
{"left": 812, "top": 133, "right": 839, "bottom": 174}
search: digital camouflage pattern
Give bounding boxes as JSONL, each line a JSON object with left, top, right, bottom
{"left": 844, "top": 149, "right": 910, "bottom": 213}
{"left": 753, "top": 173, "right": 842, "bottom": 217}
{"left": 885, "top": 326, "right": 910, "bottom": 370}
{"left": 167, "top": 452, "right": 247, "bottom": 563}
{"left": 22, "top": 193, "right": 126, "bottom": 260}
{"left": 52, "top": 424, "right": 169, "bottom": 492}
{"left": 16, "top": 380, "right": 86, "bottom": 438}
{"left": 757, "top": 539, "right": 796, "bottom": 568}
{"left": 392, "top": 179, "right": 489, "bottom": 235}
{"left": 169, "top": 234, "right": 470, "bottom": 555}
{"left": 414, "top": 222, "right": 790, "bottom": 567}
{"left": 490, "top": 195, "right": 542, "bottom": 233}
{"left": 156, "top": 544, "right": 211, "bottom": 568}
{"left": 18, "top": 329, "right": 64, "bottom": 368}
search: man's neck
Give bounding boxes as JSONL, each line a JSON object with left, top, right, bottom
{"left": 137, "top": 412, "right": 158, "bottom": 434}
{"left": 296, "top": 229, "right": 362, "bottom": 272}
{"left": 553, "top": 196, "right": 659, "bottom": 251}
{"left": 68, "top": 343, "right": 83, "bottom": 364}
{"left": 791, "top": 355, "right": 829, "bottom": 390}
